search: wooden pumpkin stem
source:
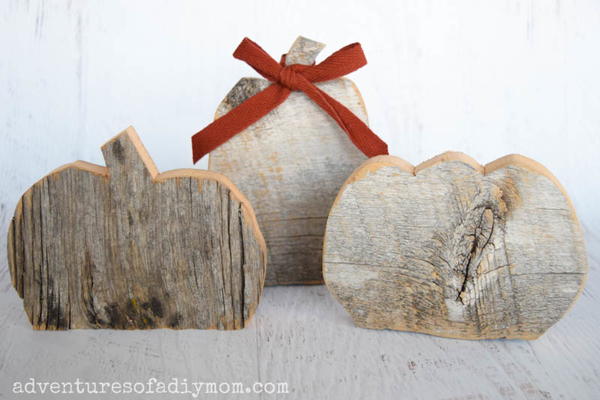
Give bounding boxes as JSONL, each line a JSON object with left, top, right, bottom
{"left": 101, "top": 126, "right": 160, "bottom": 185}
{"left": 285, "top": 36, "right": 326, "bottom": 66}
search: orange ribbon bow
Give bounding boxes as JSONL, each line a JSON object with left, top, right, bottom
{"left": 191, "top": 38, "right": 388, "bottom": 163}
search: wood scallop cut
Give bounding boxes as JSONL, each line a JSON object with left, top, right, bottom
{"left": 8, "top": 127, "right": 267, "bottom": 330}
{"left": 208, "top": 36, "right": 369, "bottom": 285}
{"left": 323, "top": 153, "right": 588, "bottom": 339}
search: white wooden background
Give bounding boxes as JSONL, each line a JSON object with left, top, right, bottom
{"left": 1, "top": 1, "right": 599, "bottom": 399}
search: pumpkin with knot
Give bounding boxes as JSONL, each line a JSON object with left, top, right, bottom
{"left": 323, "top": 152, "right": 588, "bottom": 339}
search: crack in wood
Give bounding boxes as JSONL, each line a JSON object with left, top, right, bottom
{"left": 457, "top": 207, "right": 496, "bottom": 304}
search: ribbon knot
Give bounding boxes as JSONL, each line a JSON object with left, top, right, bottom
{"left": 191, "top": 38, "right": 388, "bottom": 163}
{"left": 278, "top": 65, "right": 304, "bottom": 91}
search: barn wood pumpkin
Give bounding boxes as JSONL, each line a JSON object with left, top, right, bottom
{"left": 209, "top": 36, "right": 370, "bottom": 285}
{"left": 7, "top": 127, "right": 267, "bottom": 330}
{"left": 323, "top": 152, "right": 588, "bottom": 340}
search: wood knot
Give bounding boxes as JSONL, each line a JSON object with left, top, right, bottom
{"left": 457, "top": 207, "right": 496, "bottom": 304}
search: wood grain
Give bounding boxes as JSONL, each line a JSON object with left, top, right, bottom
{"left": 323, "top": 153, "right": 588, "bottom": 339}
{"left": 7, "top": 127, "right": 267, "bottom": 330}
{"left": 208, "top": 36, "right": 369, "bottom": 285}
{"left": 2, "top": 2, "right": 600, "bottom": 398}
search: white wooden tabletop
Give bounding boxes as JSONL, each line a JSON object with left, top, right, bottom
{"left": 0, "top": 232, "right": 598, "bottom": 399}
{"left": 1, "top": 1, "right": 599, "bottom": 398}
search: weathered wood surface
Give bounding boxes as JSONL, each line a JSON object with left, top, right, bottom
{"left": 323, "top": 153, "right": 588, "bottom": 339}
{"left": 2, "top": 1, "right": 600, "bottom": 398}
{"left": 7, "top": 127, "right": 267, "bottom": 330}
{"left": 209, "top": 36, "right": 368, "bottom": 285}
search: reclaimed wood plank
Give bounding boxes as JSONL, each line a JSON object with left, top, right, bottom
{"left": 323, "top": 153, "right": 588, "bottom": 339}
{"left": 7, "top": 127, "right": 267, "bottom": 330}
{"left": 209, "top": 36, "right": 369, "bottom": 285}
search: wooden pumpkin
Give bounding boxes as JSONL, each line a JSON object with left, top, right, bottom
{"left": 323, "top": 152, "right": 588, "bottom": 339}
{"left": 208, "top": 36, "right": 369, "bottom": 285}
{"left": 7, "top": 127, "right": 267, "bottom": 330}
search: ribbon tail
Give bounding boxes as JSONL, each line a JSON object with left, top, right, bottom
{"left": 300, "top": 82, "right": 388, "bottom": 158}
{"left": 192, "top": 84, "right": 291, "bottom": 163}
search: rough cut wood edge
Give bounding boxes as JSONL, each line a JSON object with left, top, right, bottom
{"left": 324, "top": 152, "right": 589, "bottom": 340}
{"left": 8, "top": 126, "right": 267, "bottom": 330}
{"left": 36, "top": 128, "right": 267, "bottom": 256}
{"left": 208, "top": 36, "right": 369, "bottom": 286}
{"left": 14, "top": 129, "right": 266, "bottom": 252}
{"left": 334, "top": 152, "right": 580, "bottom": 217}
